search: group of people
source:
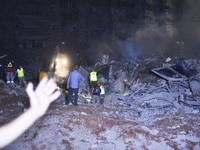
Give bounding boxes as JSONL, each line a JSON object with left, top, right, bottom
{"left": 0, "top": 54, "right": 26, "bottom": 86}
{"left": 5, "top": 60, "right": 27, "bottom": 87}
{"left": 0, "top": 54, "right": 106, "bottom": 148}
{"left": 65, "top": 65, "right": 105, "bottom": 106}
{"left": 0, "top": 54, "right": 61, "bottom": 148}
{"left": 89, "top": 69, "right": 105, "bottom": 104}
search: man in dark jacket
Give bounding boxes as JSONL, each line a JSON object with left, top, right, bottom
{"left": 92, "top": 83, "right": 101, "bottom": 104}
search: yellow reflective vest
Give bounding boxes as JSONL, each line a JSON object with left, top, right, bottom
{"left": 100, "top": 85, "right": 105, "bottom": 94}
{"left": 90, "top": 71, "right": 97, "bottom": 81}
{"left": 17, "top": 69, "right": 24, "bottom": 77}
{"left": 8, "top": 62, "right": 12, "bottom": 67}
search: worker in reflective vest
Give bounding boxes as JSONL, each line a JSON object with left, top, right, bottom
{"left": 98, "top": 82, "right": 105, "bottom": 104}
{"left": 5, "top": 61, "right": 15, "bottom": 83}
{"left": 89, "top": 69, "right": 98, "bottom": 93}
{"left": 17, "top": 66, "right": 27, "bottom": 87}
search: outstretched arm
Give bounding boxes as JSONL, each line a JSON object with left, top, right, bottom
{"left": 0, "top": 77, "right": 60, "bottom": 148}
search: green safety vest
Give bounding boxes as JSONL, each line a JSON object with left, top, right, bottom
{"left": 100, "top": 85, "right": 105, "bottom": 94}
{"left": 17, "top": 69, "right": 24, "bottom": 77}
{"left": 7, "top": 62, "right": 12, "bottom": 67}
{"left": 90, "top": 71, "right": 97, "bottom": 81}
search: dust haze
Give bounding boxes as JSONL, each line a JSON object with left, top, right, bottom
{"left": 118, "top": 0, "right": 200, "bottom": 59}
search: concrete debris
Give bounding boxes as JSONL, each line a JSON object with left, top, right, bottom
{"left": 189, "top": 77, "right": 200, "bottom": 101}
{"left": 78, "top": 65, "right": 90, "bottom": 89}
{"left": 79, "top": 57, "right": 200, "bottom": 120}
{"left": 151, "top": 66, "right": 188, "bottom": 81}
{"left": 101, "top": 54, "right": 109, "bottom": 64}
{"left": 165, "top": 57, "right": 171, "bottom": 62}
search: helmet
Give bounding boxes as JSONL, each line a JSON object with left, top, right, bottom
{"left": 98, "top": 82, "right": 101, "bottom": 86}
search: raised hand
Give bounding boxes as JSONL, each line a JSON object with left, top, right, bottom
{"left": 26, "top": 77, "right": 60, "bottom": 117}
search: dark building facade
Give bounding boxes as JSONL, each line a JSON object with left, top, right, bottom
{"left": 0, "top": 0, "right": 177, "bottom": 50}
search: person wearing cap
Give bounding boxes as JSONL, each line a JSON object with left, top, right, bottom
{"left": 92, "top": 82, "right": 101, "bottom": 104}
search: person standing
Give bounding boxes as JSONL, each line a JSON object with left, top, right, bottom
{"left": 99, "top": 82, "right": 105, "bottom": 104}
{"left": 16, "top": 66, "right": 27, "bottom": 87}
{"left": 5, "top": 60, "right": 15, "bottom": 83}
{"left": 89, "top": 69, "right": 98, "bottom": 94}
{"left": 65, "top": 65, "right": 85, "bottom": 106}
{"left": 92, "top": 83, "right": 101, "bottom": 104}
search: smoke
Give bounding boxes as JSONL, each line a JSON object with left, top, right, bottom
{"left": 176, "top": 0, "right": 200, "bottom": 58}
{"left": 118, "top": 23, "right": 172, "bottom": 58}
{"left": 118, "top": 0, "right": 200, "bottom": 59}
{"left": 119, "top": 41, "right": 143, "bottom": 58}
{"left": 85, "top": 1, "right": 200, "bottom": 60}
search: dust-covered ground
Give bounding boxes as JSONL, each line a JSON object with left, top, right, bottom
{"left": 0, "top": 76, "right": 200, "bottom": 150}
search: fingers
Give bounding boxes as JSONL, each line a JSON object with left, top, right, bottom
{"left": 28, "top": 77, "right": 60, "bottom": 103}
{"left": 26, "top": 82, "right": 34, "bottom": 99}
{"left": 44, "top": 79, "right": 57, "bottom": 96}
{"left": 35, "top": 77, "right": 48, "bottom": 93}
{"left": 36, "top": 77, "right": 57, "bottom": 94}
{"left": 49, "top": 90, "right": 61, "bottom": 103}
{"left": 36, "top": 77, "right": 60, "bottom": 98}
{"left": 26, "top": 82, "right": 37, "bottom": 107}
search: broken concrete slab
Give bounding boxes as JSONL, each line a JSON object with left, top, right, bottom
{"left": 78, "top": 65, "right": 90, "bottom": 89}
{"left": 151, "top": 66, "right": 188, "bottom": 81}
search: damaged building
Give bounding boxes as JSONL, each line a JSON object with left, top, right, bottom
{"left": 0, "top": 0, "right": 176, "bottom": 49}
{"left": 0, "top": 0, "right": 200, "bottom": 149}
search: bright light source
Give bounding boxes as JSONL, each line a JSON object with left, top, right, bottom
{"left": 50, "top": 53, "right": 70, "bottom": 79}
{"left": 62, "top": 59, "right": 67, "bottom": 64}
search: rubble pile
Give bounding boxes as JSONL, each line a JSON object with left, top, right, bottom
{"left": 81, "top": 56, "right": 200, "bottom": 123}
{"left": 1, "top": 56, "right": 200, "bottom": 149}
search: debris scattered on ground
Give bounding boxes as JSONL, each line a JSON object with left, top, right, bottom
{"left": 1, "top": 56, "right": 200, "bottom": 149}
